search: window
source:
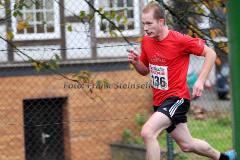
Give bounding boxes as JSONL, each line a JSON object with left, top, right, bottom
{"left": 11, "top": 0, "right": 60, "bottom": 40}
{"left": 95, "top": 0, "right": 140, "bottom": 37}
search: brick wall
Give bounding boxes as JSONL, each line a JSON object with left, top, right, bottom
{"left": 0, "top": 70, "right": 152, "bottom": 160}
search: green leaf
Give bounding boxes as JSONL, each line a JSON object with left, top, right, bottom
{"left": 134, "top": 136, "right": 144, "bottom": 145}
{"left": 48, "top": 59, "right": 59, "bottom": 70}
{"left": 123, "top": 16, "right": 128, "bottom": 25}
{"left": 109, "top": 30, "right": 117, "bottom": 37}
{"left": 116, "top": 15, "right": 121, "bottom": 22}
{"left": 196, "top": 5, "right": 205, "bottom": 14}
{"left": 110, "top": 10, "right": 116, "bottom": 19}
{"left": 79, "top": 11, "right": 86, "bottom": 20}
{"left": 98, "top": 7, "right": 104, "bottom": 14}
{"left": 102, "top": 79, "right": 110, "bottom": 87}
{"left": 54, "top": 54, "right": 61, "bottom": 61}
{"left": 122, "top": 129, "right": 133, "bottom": 144}
{"left": 135, "top": 113, "right": 146, "bottom": 127}
{"left": 13, "top": 11, "right": 18, "bottom": 17}
{"left": 73, "top": 70, "right": 91, "bottom": 83}
{"left": 6, "top": 9, "right": 11, "bottom": 15}
{"left": 18, "top": 4, "right": 23, "bottom": 10}
{"left": 103, "top": 11, "right": 110, "bottom": 18}
{"left": 32, "top": 62, "right": 44, "bottom": 72}
{"left": 17, "top": 10, "right": 23, "bottom": 17}
{"left": 14, "top": 3, "right": 18, "bottom": 10}
{"left": 88, "top": 13, "right": 94, "bottom": 21}
{"left": 67, "top": 24, "right": 72, "bottom": 32}
{"left": 95, "top": 80, "right": 103, "bottom": 89}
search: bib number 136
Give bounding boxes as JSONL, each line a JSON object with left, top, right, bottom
{"left": 149, "top": 64, "right": 168, "bottom": 90}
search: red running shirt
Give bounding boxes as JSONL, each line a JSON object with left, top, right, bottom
{"left": 140, "top": 30, "right": 205, "bottom": 106}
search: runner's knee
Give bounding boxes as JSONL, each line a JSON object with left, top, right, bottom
{"left": 178, "top": 141, "right": 194, "bottom": 152}
{"left": 141, "top": 126, "right": 159, "bottom": 140}
{"left": 141, "top": 127, "right": 154, "bottom": 140}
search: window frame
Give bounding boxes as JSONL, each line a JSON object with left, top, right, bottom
{"left": 94, "top": 0, "right": 141, "bottom": 38}
{"left": 11, "top": 0, "right": 61, "bottom": 40}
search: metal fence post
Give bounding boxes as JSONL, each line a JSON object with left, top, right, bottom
{"left": 166, "top": 133, "right": 174, "bottom": 160}
{"left": 227, "top": 0, "right": 240, "bottom": 159}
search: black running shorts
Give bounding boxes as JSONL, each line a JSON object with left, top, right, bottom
{"left": 153, "top": 96, "right": 190, "bottom": 133}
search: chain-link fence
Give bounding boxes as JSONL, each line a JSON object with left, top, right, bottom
{"left": 0, "top": 0, "right": 232, "bottom": 160}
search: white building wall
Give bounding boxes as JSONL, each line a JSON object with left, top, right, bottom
{"left": 97, "top": 42, "right": 140, "bottom": 58}
{"left": 0, "top": 7, "right": 5, "bottom": 19}
{"left": 14, "top": 45, "right": 61, "bottom": 61}
{"left": 0, "top": 25, "right": 8, "bottom": 62}
{"left": 64, "top": 0, "right": 89, "bottom": 17}
{"left": 65, "top": 23, "right": 91, "bottom": 59}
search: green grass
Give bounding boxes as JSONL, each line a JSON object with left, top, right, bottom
{"left": 122, "top": 113, "right": 233, "bottom": 160}
{"left": 188, "top": 116, "right": 232, "bottom": 151}
{"left": 160, "top": 115, "right": 233, "bottom": 160}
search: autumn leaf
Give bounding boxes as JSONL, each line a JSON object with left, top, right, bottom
{"left": 17, "top": 21, "right": 29, "bottom": 31}
{"left": 215, "top": 57, "right": 222, "bottom": 66}
{"left": 187, "top": 29, "right": 193, "bottom": 36}
{"left": 137, "top": 37, "right": 143, "bottom": 42}
{"left": 6, "top": 31, "right": 14, "bottom": 40}
{"left": 210, "top": 29, "right": 219, "bottom": 38}
{"left": 129, "top": 64, "right": 135, "bottom": 70}
{"left": 223, "top": 7, "right": 227, "bottom": 14}
{"left": 32, "top": 61, "right": 44, "bottom": 72}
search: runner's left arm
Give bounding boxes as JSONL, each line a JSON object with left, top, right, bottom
{"left": 192, "top": 45, "right": 216, "bottom": 98}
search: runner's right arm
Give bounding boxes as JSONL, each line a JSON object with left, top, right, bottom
{"left": 128, "top": 50, "right": 149, "bottom": 76}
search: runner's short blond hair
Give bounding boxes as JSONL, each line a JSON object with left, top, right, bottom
{"left": 142, "top": 1, "right": 165, "bottom": 20}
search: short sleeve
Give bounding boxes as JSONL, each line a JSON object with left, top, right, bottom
{"left": 181, "top": 34, "right": 205, "bottom": 56}
{"left": 140, "top": 39, "right": 149, "bottom": 67}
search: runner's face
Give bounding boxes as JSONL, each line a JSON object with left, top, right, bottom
{"left": 142, "top": 10, "right": 163, "bottom": 39}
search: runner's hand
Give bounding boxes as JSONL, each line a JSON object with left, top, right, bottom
{"left": 128, "top": 50, "right": 140, "bottom": 65}
{"left": 192, "top": 79, "right": 204, "bottom": 99}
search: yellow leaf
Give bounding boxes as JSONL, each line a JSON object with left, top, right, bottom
{"left": 223, "top": 7, "right": 227, "bottom": 14}
{"left": 210, "top": 29, "right": 216, "bottom": 38}
{"left": 6, "top": 31, "right": 14, "bottom": 40}
{"left": 223, "top": 46, "right": 229, "bottom": 54}
{"left": 17, "top": 21, "right": 29, "bottom": 31}
{"left": 215, "top": 57, "right": 221, "bottom": 66}
{"left": 137, "top": 37, "right": 143, "bottom": 42}
{"left": 32, "top": 61, "right": 44, "bottom": 72}
{"left": 187, "top": 29, "right": 193, "bottom": 36}
{"left": 129, "top": 64, "right": 135, "bottom": 70}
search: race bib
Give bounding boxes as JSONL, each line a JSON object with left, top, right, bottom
{"left": 149, "top": 64, "right": 168, "bottom": 90}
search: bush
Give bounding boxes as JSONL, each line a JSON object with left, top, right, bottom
{"left": 122, "top": 111, "right": 148, "bottom": 145}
